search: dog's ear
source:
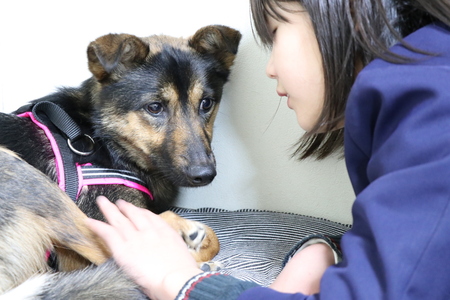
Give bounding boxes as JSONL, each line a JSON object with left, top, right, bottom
{"left": 189, "top": 25, "right": 242, "bottom": 74}
{"left": 87, "top": 34, "right": 149, "bottom": 82}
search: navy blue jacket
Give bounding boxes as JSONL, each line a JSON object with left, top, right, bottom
{"left": 176, "top": 22, "right": 450, "bottom": 300}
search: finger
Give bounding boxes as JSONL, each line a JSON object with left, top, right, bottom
{"left": 96, "top": 196, "right": 137, "bottom": 232}
{"left": 115, "top": 199, "right": 160, "bottom": 231}
{"left": 85, "top": 218, "right": 124, "bottom": 251}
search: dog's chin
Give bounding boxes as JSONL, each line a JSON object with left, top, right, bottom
{"left": 168, "top": 172, "right": 216, "bottom": 188}
{"left": 183, "top": 179, "right": 214, "bottom": 188}
{"left": 171, "top": 177, "right": 215, "bottom": 188}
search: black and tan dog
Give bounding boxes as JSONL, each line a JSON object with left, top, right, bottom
{"left": 0, "top": 25, "right": 241, "bottom": 298}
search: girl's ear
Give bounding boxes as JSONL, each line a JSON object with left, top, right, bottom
{"left": 189, "top": 25, "right": 242, "bottom": 72}
{"left": 87, "top": 33, "right": 149, "bottom": 83}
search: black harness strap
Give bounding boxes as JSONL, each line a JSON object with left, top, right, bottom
{"left": 31, "top": 101, "right": 95, "bottom": 201}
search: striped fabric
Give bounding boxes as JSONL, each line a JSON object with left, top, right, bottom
{"left": 81, "top": 166, "right": 147, "bottom": 184}
{"left": 170, "top": 207, "right": 351, "bottom": 287}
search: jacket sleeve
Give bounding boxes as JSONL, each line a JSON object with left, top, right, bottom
{"left": 337, "top": 62, "right": 450, "bottom": 299}
{"left": 175, "top": 272, "right": 260, "bottom": 300}
{"left": 176, "top": 271, "right": 312, "bottom": 300}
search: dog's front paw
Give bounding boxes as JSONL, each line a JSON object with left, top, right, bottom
{"left": 185, "top": 220, "right": 220, "bottom": 263}
{"left": 159, "top": 211, "right": 220, "bottom": 263}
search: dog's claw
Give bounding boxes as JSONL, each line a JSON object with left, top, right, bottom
{"left": 189, "top": 231, "right": 199, "bottom": 241}
{"left": 199, "top": 261, "right": 223, "bottom": 272}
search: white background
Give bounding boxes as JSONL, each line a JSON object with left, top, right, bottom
{"left": 0, "top": 0, "right": 355, "bottom": 224}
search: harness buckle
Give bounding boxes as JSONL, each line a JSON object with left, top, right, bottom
{"left": 67, "top": 134, "right": 95, "bottom": 156}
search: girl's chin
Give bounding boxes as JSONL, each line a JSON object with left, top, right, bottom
{"left": 286, "top": 97, "right": 293, "bottom": 109}
{"left": 295, "top": 113, "right": 315, "bottom": 133}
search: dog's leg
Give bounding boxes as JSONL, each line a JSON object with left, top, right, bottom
{"left": 44, "top": 199, "right": 111, "bottom": 271}
{"left": 0, "top": 148, "right": 110, "bottom": 290}
{"left": 159, "top": 211, "right": 220, "bottom": 268}
{"left": 0, "top": 208, "right": 53, "bottom": 293}
{"left": 0, "top": 202, "right": 109, "bottom": 291}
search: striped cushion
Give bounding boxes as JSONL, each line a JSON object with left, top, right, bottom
{"left": 170, "top": 207, "right": 351, "bottom": 287}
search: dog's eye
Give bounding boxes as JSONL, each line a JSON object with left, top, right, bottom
{"left": 199, "top": 98, "right": 214, "bottom": 113}
{"left": 146, "top": 102, "right": 164, "bottom": 115}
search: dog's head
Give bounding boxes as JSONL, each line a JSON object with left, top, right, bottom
{"left": 87, "top": 25, "right": 241, "bottom": 187}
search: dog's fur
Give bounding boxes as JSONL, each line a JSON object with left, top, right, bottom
{"left": 0, "top": 25, "right": 241, "bottom": 298}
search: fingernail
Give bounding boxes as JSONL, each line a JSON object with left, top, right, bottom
{"left": 96, "top": 196, "right": 107, "bottom": 203}
{"left": 116, "top": 199, "right": 129, "bottom": 207}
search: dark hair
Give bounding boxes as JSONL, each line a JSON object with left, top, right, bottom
{"left": 250, "top": 0, "right": 450, "bottom": 159}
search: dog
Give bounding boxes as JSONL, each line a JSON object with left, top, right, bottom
{"left": 0, "top": 25, "right": 241, "bottom": 298}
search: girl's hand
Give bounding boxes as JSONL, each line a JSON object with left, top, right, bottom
{"left": 270, "top": 243, "right": 335, "bottom": 295}
{"left": 86, "top": 196, "right": 202, "bottom": 300}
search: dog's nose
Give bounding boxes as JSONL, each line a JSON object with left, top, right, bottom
{"left": 188, "top": 165, "right": 216, "bottom": 186}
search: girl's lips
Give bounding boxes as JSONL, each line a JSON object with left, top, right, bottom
{"left": 277, "top": 92, "right": 292, "bottom": 109}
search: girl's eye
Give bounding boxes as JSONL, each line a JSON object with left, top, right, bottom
{"left": 270, "top": 27, "right": 278, "bottom": 44}
{"left": 199, "top": 98, "right": 214, "bottom": 113}
{"left": 146, "top": 102, "right": 164, "bottom": 115}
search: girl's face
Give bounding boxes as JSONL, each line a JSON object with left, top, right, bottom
{"left": 265, "top": 2, "right": 324, "bottom": 132}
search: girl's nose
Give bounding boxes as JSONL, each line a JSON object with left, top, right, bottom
{"left": 265, "top": 52, "right": 276, "bottom": 79}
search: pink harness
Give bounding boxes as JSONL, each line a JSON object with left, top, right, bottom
{"left": 18, "top": 106, "right": 153, "bottom": 202}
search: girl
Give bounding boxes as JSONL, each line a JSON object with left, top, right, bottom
{"left": 87, "top": 0, "right": 450, "bottom": 299}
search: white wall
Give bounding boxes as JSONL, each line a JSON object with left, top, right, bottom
{"left": 0, "top": 0, "right": 355, "bottom": 224}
